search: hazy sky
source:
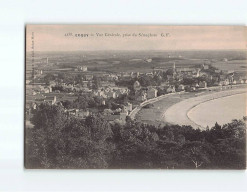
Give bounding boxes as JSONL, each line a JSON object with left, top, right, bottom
{"left": 26, "top": 25, "right": 247, "bottom": 51}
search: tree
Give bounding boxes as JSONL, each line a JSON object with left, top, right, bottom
{"left": 43, "top": 73, "right": 55, "bottom": 84}
{"left": 30, "top": 103, "right": 67, "bottom": 130}
{"left": 180, "top": 141, "right": 214, "bottom": 169}
{"left": 27, "top": 108, "right": 115, "bottom": 168}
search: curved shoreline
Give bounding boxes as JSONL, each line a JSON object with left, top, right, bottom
{"left": 163, "top": 88, "right": 247, "bottom": 130}
{"left": 187, "top": 92, "right": 246, "bottom": 129}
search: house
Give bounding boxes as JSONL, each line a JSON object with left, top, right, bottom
{"left": 131, "top": 72, "right": 140, "bottom": 78}
{"left": 193, "top": 69, "right": 200, "bottom": 78}
{"left": 133, "top": 81, "right": 141, "bottom": 91}
{"left": 103, "top": 109, "right": 114, "bottom": 115}
{"left": 82, "top": 81, "right": 89, "bottom": 87}
{"left": 202, "top": 64, "right": 209, "bottom": 70}
{"left": 101, "top": 99, "right": 106, "bottom": 105}
{"left": 147, "top": 87, "right": 158, "bottom": 99}
{"left": 66, "top": 109, "right": 79, "bottom": 116}
{"left": 44, "top": 96, "right": 56, "bottom": 105}
{"left": 122, "top": 102, "right": 132, "bottom": 113}
{"left": 84, "top": 74, "right": 93, "bottom": 81}
{"left": 104, "top": 111, "right": 128, "bottom": 123}
{"left": 114, "top": 87, "right": 129, "bottom": 96}
{"left": 65, "top": 109, "right": 89, "bottom": 119}
{"left": 32, "top": 102, "right": 37, "bottom": 110}
{"left": 177, "top": 67, "right": 195, "bottom": 73}
{"left": 101, "top": 81, "right": 116, "bottom": 88}
{"left": 36, "top": 69, "right": 43, "bottom": 75}
{"left": 43, "top": 87, "right": 51, "bottom": 93}
{"left": 236, "top": 79, "right": 244, "bottom": 84}
{"left": 137, "top": 91, "right": 147, "bottom": 102}
{"left": 166, "top": 86, "right": 176, "bottom": 93}
{"left": 81, "top": 66, "right": 87, "bottom": 72}
{"left": 219, "top": 80, "right": 229, "bottom": 86}
{"left": 94, "top": 90, "right": 106, "bottom": 98}
{"left": 77, "top": 110, "right": 90, "bottom": 118}
{"left": 145, "top": 72, "right": 153, "bottom": 76}
{"left": 190, "top": 87, "right": 196, "bottom": 92}
{"left": 199, "top": 81, "right": 207, "bottom": 88}
{"left": 106, "top": 91, "right": 116, "bottom": 99}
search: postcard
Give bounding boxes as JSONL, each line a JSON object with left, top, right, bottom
{"left": 25, "top": 25, "right": 246, "bottom": 169}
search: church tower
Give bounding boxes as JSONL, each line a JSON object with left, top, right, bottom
{"left": 173, "top": 62, "right": 176, "bottom": 71}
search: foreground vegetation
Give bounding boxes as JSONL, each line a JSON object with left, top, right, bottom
{"left": 25, "top": 103, "right": 246, "bottom": 169}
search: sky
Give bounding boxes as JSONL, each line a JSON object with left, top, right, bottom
{"left": 26, "top": 25, "right": 247, "bottom": 51}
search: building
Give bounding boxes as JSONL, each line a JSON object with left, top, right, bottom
{"left": 147, "top": 87, "right": 158, "bottom": 99}
{"left": 94, "top": 90, "right": 106, "bottom": 98}
{"left": 137, "top": 91, "right": 147, "bottom": 102}
{"left": 104, "top": 111, "right": 128, "bottom": 123}
{"left": 133, "top": 81, "right": 141, "bottom": 91}
{"left": 103, "top": 109, "right": 114, "bottom": 115}
{"left": 43, "top": 87, "right": 51, "bottom": 93}
{"left": 194, "top": 69, "right": 200, "bottom": 78}
{"left": 219, "top": 80, "right": 229, "bottom": 86}
{"left": 192, "top": 83, "right": 200, "bottom": 88}
{"left": 101, "top": 81, "right": 116, "bottom": 88}
{"left": 44, "top": 96, "right": 56, "bottom": 105}
{"left": 122, "top": 102, "right": 132, "bottom": 113}
{"left": 202, "top": 64, "right": 209, "bottom": 70}
{"left": 82, "top": 66, "right": 87, "bottom": 72}
{"left": 36, "top": 69, "right": 43, "bottom": 75}
{"left": 166, "top": 86, "right": 175, "bottom": 93}
{"left": 84, "top": 74, "right": 93, "bottom": 81}
{"left": 106, "top": 91, "right": 116, "bottom": 99}
{"left": 236, "top": 79, "right": 244, "bottom": 84}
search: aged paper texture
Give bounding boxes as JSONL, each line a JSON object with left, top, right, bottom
{"left": 25, "top": 25, "right": 247, "bottom": 169}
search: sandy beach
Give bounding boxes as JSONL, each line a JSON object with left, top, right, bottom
{"left": 163, "top": 87, "right": 247, "bottom": 129}
{"left": 134, "top": 85, "right": 247, "bottom": 128}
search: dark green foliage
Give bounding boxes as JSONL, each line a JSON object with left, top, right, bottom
{"left": 26, "top": 104, "right": 246, "bottom": 169}
{"left": 26, "top": 103, "right": 114, "bottom": 168}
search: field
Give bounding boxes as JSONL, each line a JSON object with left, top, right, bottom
{"left": 212, "top": 60, "right": 247, "bottom": 73}
{"left": 25, "top": 50, "right": 247, "bottom": 74}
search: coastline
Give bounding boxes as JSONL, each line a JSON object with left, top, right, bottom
{"left": 163, "top": 87, "right": 247, "bottom": 130}
{"left": 133, "top": 84, "right": 247, "bottom": 128}
{"left": 187, "top": 92, "right": 246, "bottom": 129}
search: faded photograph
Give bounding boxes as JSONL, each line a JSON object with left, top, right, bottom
{"left": 25, "top": 25, "right": 247, "bottom": 169}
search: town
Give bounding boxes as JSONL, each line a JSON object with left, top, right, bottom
{"left": 26, "top": 55, "right": 247, "bottom": 126}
